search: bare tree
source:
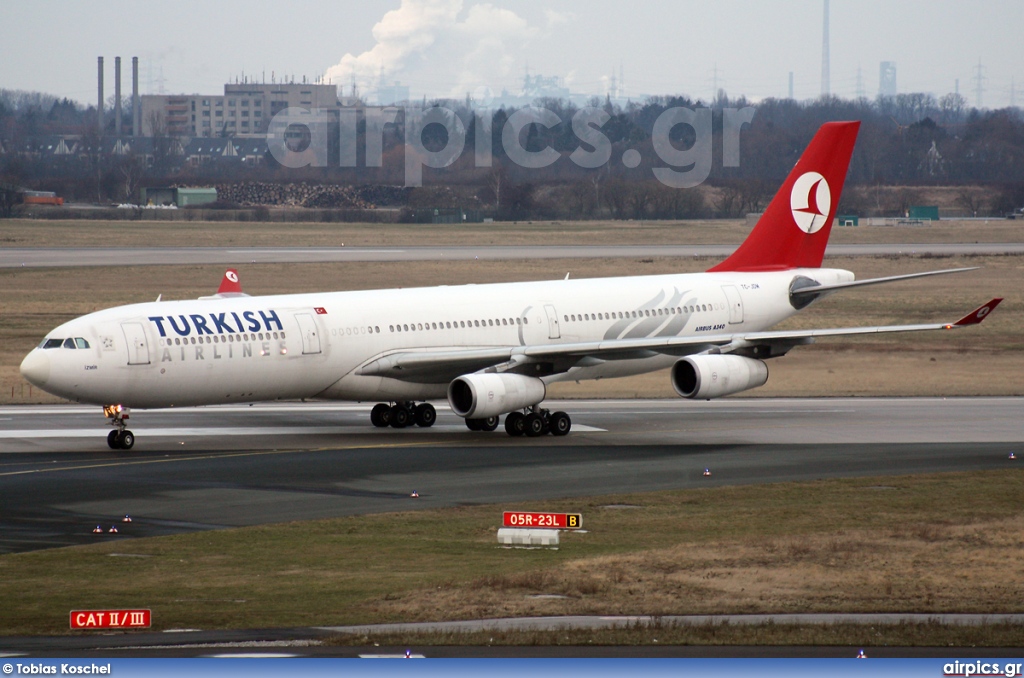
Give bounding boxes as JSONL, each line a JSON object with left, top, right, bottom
{"left": 486, "top": 164, "right": 507, "bottom": 210}
{"left": 116, "top": 152, "right": 145, "bottom": 203}
{"left": 955, "top": 188, "right": 985, "bottom": 217}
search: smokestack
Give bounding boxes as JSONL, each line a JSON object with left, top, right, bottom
{"left": 821, "top": 0, "right": 830, "bottom": 97}
{"left": 132, "top": 57, "right": 140, "bottom": 136}
{"left": 115, "top": 56, "right": 122, "bottom": 135}
{"left": 97, "top": 56, "right": 104, "bottom": 134}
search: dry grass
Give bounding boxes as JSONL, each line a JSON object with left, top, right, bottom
{"left": 325, "top": 620, "right": 1024, "bottom": 648}
{"left": 361, "top": 515, "right": 1024, "bottom": 624}
{"left": 2, "top": 217, "right": 1023, "bottom": 248}
{"left": 2, "top": 470, "right": 1022, "bottom": 638}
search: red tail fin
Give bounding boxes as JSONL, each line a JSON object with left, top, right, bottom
{"left": 217, "top": 269, "right": 243, "bottom": 295}
{"left": 709, "top": 121, "right": 860, "bottom": 272}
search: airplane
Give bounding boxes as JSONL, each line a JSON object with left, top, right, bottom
{"left": 19, "top": 120, "right": 1002, "bottom": 449}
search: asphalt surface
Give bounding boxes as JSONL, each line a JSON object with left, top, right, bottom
{"left": 2, "top": 243, "right": 1023, "bottom": 267}
{"left": 2, "top": 398, "right": 1021, "bottom": 555}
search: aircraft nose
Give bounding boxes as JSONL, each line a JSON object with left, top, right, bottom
{"left": 20, "top": 350, "right": 50, "bottom": 387}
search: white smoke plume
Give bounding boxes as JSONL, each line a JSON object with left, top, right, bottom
{"left": 325, "top": 0, "right": 562, "bottom": 102}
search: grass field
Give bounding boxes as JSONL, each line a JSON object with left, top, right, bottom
{"left": 1, "top": 470, "right": 1022, "bottom": 643}
{"left": 2, "top": 217, "right": 1023, "bottom": 248}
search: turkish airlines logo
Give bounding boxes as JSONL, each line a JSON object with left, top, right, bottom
{"left": 790, "top": 172, "right": 831, "bottom": 234}
{"left": 225, "top": 270, "right": 239, "bottom": 283}
{"left": 976, "top": 305, "right": 991, "bottom": 320}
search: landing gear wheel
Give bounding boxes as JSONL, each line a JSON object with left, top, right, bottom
{"left": 480, "top": 416, "right": 499, "bottom": 432}
{"left": 524, "top": 413, "right": 544, "bottom": 437}
{"left": 107, "top": 430, "right": 119, "bottom": 449}
{"left": 414, "top": 403, "right": 436, "bottom": 428}
{"left": 504, "top": 411, "right": 525, "bottom": 436}
{"left": 549, "top": 411, "right": 571, "bottom": 436}
{"left": 390, "top": 405, "right": 410, "bottom": 428}
{"left": 465, "top": 418, "right": 482, "bottom": 431}
{"left": 119, "top": 430, "right": 135, "bottom": 450}
{"left": 370, "top": 403, "right": 391, "bottom": 428}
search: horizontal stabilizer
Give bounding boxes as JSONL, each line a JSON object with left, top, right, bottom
{"left": 790, "top": 267, "right": 979, "bottom": 297}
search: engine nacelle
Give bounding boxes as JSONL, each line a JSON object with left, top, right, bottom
{"left": 448, "top": 372, "right": 547, "bottom": 419}
{"left": 671, "top": 355, "right": 769, "bottom": 400}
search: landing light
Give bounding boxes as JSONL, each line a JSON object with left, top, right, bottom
{"left": 103, "top": 404, "right": 123, "bottom": 417}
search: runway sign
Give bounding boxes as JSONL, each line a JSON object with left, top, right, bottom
{"left": 503, "top": 511, "right": 582, "bottom": 529}
{"left": 70, "top": 609, "right": 151, "bottom": 629}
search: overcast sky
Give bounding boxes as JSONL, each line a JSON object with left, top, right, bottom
{"left": 2, "top": 0, "right": 1022, "bottom": 108}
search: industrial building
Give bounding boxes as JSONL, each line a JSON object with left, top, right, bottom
{"left": 139, "top": 82, "right": 341, "bottom": 138}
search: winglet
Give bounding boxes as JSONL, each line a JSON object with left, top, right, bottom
{"left": 952, "top": 298, "right": 1002, "bottom": 326}
{"left": 217, "top": 269, "right": 244, "bottom": 295}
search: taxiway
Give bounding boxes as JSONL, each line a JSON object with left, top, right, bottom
{"left": 1, "top": 398, "right": 1020, "bottom": 555}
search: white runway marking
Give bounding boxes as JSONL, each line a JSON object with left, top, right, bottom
{"left": 0, "top": 423, "right": 606, "bottom": 439}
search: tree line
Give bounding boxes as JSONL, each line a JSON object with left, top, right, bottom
{"left": 2, "top": 88, "right": 1023, "bottom": 218}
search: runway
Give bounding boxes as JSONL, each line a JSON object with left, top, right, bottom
{"left": 2, "top": 243, "right": 1022, "bottom": 267}
{"left": 1, "top": 398, "right": 1021, "bottom": 555}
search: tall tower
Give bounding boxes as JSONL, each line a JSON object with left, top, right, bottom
{"left": 114, "top": 56, "right": 122, "bottom": 136}
{"left": 820, "top": 0, "right": 830, "bottom": 97}
{"left": 97, "top": 56, "right": 104, "bottom": 135}
{"left": 132, "top": 57, "right": 140, "bottom": 137}
{"left": 879, "top": 61, "right": 897, "bottom": 97}
{"left": 972, "top": 59, "right": 986, "bottom": 108}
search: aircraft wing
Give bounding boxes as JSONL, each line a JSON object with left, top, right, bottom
{"left": 357, "top": 298, "right": 1002, "bottom": 384}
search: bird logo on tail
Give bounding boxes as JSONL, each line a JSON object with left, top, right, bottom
{"left": 790, "top": 172, "right": 831, "bottom": 234}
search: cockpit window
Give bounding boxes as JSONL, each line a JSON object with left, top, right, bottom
{"left": 75, "top": 338, "right": 90, "bottom": 349}
{"left": 63, "top": 338, "right": 77, "bottom": 349}
{"left": 41, "top": 338, "right": 63, "bottom": 349}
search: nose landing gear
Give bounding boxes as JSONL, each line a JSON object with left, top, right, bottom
{"left": 104, "top": 404, "right": 135, "bottom": 450}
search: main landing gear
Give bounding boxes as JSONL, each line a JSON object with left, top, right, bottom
{"left": 368, "top": 402, "right": 572, "bottom": 437}
{"left": 103, "top": 404, "right": 135, "bottom": 450}
{"left": 370, "top": 401, "right": 437, "bottom": 429}
{"left": 503, "top": 407, "right": 571, "bottom": 438}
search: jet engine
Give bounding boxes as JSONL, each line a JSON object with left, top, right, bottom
{"left": 447, "top": 373, "right": 546, "bottom": 419}
{"left": 671, "top": 354, "right": 769, "bottom": 400}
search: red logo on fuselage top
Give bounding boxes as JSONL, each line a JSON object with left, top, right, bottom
{"left": 314, "top": 307, "right": 327, "bottom": 314}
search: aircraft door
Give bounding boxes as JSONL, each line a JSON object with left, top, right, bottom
{"left": 722, "top": 285, "right": 744, "bottom": 324}
{"left": 544, "top": 304, "right": 561, "bottom": 339}
{"left": 120, "top": 322, "right": 151, "bottom": 365}
{"left": 295, "top": 313, "right": 322, "bottom": 354}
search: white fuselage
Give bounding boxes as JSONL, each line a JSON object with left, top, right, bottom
{"left": 23, "top": 267, "right": 854, "bottom": 408}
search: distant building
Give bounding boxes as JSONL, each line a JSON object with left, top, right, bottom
{"left": 377, "top": 81, "right": 410, "bottom": 106}
{"left": 140, "top": 82, "right": 340, "bottom": 138}
{"left": 879, "top": 61, "right": 897, "bottom": 97}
